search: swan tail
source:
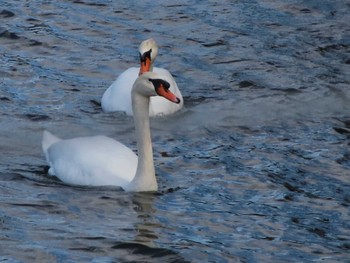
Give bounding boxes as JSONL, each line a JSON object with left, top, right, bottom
{"left": 42, "top": 130, "right": 61, "bottom": 162}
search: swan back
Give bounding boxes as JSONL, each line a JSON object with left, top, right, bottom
{"left": 43, "top": 132, "right": 137, "bottom": 187}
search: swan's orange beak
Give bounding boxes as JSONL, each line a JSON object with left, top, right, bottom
{"left": 156, "top": 84, "right": 181, "bottom": 104}
{"left": 139, "top": 57, "right": 151, "bottom": 76}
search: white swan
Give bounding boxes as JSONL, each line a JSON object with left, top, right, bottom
{"left": 101, "top": 38, "right": 183, "bottom": 116}
{"left": 42, "top": 72, "right": 181, "bottom": 192}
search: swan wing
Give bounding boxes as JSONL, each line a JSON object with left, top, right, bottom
{"left": 46, "top": 135, "right": 137, "bottom": 188}
{"left": 101, "top": 67, "right": 139, "bottom": 114}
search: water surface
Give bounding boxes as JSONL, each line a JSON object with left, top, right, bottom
{"left": 1, "top": 0, "right": 349, "bottom": 262}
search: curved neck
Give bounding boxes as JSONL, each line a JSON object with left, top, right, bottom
{"left": 149, "top": 61, "right": 154, "bottom": 72}
{"left": 125, "top": 91, "right": 157, "bottom": 192}
{"left": 138, "top": 59, "right": 154, "bottom": 76}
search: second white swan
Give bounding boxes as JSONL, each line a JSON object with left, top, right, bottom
{"left": 101, "top": 38, "right": 183, "bottom": 116}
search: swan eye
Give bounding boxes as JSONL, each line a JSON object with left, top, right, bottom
{"left": 140, "top": 49, "right": 152, "bottom": 62}
{"left": 149, "top": 79, "right": 170, "bottom": 91}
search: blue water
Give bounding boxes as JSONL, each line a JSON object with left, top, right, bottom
{"left": 1, "top": 1, "right": 349, "bottom": 262}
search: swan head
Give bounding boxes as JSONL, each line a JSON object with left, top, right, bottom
{"left": 138, "top": 38, "right": 159, "bottom": 75}
{"left": 133, "top": 72, "right": 181, "bottom": 104}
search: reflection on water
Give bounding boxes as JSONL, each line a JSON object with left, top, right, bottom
{"left": 1, "top": 0, "right": 350, "bottom": 262}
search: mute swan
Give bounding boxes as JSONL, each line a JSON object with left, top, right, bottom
{"left": 101, "top": 38, "right": 183, "bottom": 116}
{"left": 42, "top": 72, "right": 181, "bottom": 192}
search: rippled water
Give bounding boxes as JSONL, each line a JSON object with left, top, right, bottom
{"left": 1, "top": 0, "right": 350, "bottom": 262}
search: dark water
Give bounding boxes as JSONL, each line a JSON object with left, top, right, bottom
{"left": 1, "top": 0, "right": 350, "bottom": 262}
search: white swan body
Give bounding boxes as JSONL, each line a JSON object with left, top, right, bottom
{"left": 43, "top": 132, "right": 137, "bottom": 187}
{"left": 101, "top": 38, "right": 183, "bottom": 116}
{"left": 43, "top": 72, "right": 181, "bottom": 192}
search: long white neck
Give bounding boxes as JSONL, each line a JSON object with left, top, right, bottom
{"left": 125, "top": 91, "right": 157, "bottom": 192}
{"left": 149, "top": 61, "right": 154, "bottom": 72}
